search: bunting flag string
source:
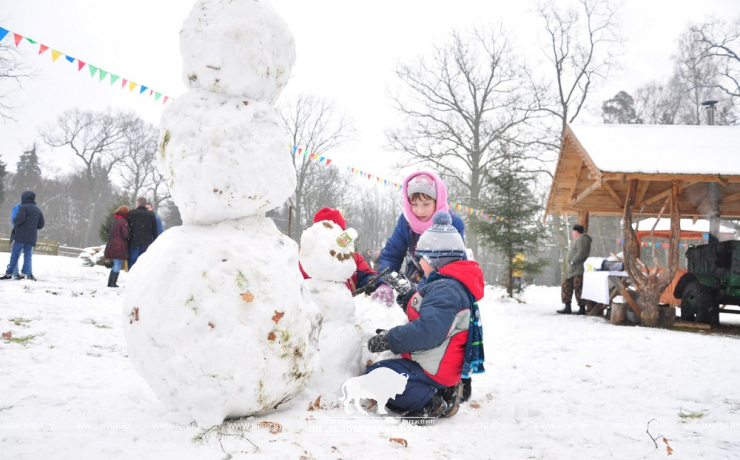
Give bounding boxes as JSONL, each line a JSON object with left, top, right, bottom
{"left": 0, "top": 25, "right": 174, "bottom": 105}
{"left": 289, "top": 144, "right": 506, "bottom": 223}
{"left": 616, "top": 239, "right": 695, "bottom": 249}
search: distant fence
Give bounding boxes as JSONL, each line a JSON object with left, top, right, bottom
{"left": 0, "top": 234, "right": 84, "bottom": 258}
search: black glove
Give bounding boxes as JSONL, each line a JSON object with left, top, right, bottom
{"left": 367, "top": 329, "right": 390, "bottom": 353}
{"left": 382, "top": 271, "right": 417, "bottom": 307}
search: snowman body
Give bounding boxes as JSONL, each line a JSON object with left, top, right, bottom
{"left": 300, "top": 221, "right": 363, "bottom": 395}
{"left": 122, "top": 0, "right": 320, "bottom": 425}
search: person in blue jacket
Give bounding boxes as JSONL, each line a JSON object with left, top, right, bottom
{"left": 2, "top": 191, "right": 45, "bottom": 281}
{"left": 3, "top": 200, "right": 22, "bottom": 278}
{"left": 372, "top": 171, "right": 465, "bottom": 306}
{"left": 366, "top": 212, "right": 485, "bottom": 420}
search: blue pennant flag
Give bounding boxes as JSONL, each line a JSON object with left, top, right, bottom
{"left": 139, "top": 85, "right": 148, "bottom": 94}
{"left": 0, "top": 27, "right": 9, "bottom": 42}
{"left": 65, "top": 55, "right": 75, "bottom": 64}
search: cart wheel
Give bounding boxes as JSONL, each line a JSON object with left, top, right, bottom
{"left": 681, "top": 281, "right": 717, "bottom": 325}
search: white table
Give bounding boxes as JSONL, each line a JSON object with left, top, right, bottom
{"left": 582, "top": 270, "right": 630, "bottom": 304}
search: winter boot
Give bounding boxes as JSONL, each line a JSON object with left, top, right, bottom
{"left": 576, "top": 304, "right": 586, "bottom": 315}
{"left": 110, "top": 272, "right": 120, "bottom": 288}
{"left": 557, "top": 303, "right": 572, "bottom": 314}
{"left": 461, "top": 377, "right": 472, "bottom": 402}
{"left": 404, "top": 394, "right": 447, "bottom": 422}
{"left": 26, "top": 274, "right": 37, "bottom": 281}
{"left": 440, "top": 382, "right": 464, "bottom": 418}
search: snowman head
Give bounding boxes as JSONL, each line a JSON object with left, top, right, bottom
{"left": 300, "top": 220, "right": 357, "bottom": 283}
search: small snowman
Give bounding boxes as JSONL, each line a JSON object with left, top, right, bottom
{"left": 300, "top": 218, "right": 363, "bottom": 395}
{"left": 122, "top": 0, "right": 320, "bottom": 425}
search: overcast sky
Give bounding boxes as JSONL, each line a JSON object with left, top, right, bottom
{"left": 0, "top": 0, "right": 738, "bottom": 185}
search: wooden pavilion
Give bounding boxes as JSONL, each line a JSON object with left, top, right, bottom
{"left": 545, "top": 123, "right": 740, "bottom": 326}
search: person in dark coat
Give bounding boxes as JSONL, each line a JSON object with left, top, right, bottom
{"left": 557, "top": 224, "right": 593, "bottom": 315}
{"left": 2, "top": 191, "right": 45, "bottom": 281}
{"left": 104, "top": 206, "right": 130, "bottom": 288}
{"left": 3, "top": 200, "right": 22, "bottom": 278}
{"left": 127, "top": 197, "right": 159, "bottom": 269}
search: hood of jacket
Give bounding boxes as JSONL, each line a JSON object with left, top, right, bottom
{"left": 21, "top": 191, "right": 36, "bottom": 204}
{"left": 436, "top": 260, "right": 485, "bottom": 301}
{"left": 402, "top": 170, "right": 450, "bottom": 234}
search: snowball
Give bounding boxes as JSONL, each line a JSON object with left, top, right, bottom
{"left": 158, "top": 89, "right": 296, "bottom": 224}
{"left": 180, "top": 0, "right": 295, "bottom": 104}
{"left": 121, "top": 217, "right": 321, "bottom": 425}
{"left": 299, "top": 221, "right": 357, "bottom": 283}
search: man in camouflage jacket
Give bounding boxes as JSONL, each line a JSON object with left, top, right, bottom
{"left": 557, "top": 224, "right": 592, "bottom": 315}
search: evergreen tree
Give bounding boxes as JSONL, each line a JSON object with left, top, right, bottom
{"left": 602, "top": 91, "right": 641, "bottom": 124}
{"left": 474, "top": 155, "right": 549, "bottom": 297}
{"left": 13, "top": 143, "right": 42, "bottom": 192}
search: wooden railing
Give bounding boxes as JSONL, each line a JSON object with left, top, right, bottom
{"left": 0, "top": 235, "right": 84, "bottom": 258}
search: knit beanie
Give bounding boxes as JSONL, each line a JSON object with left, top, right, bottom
{"left": 416, "top": 211, "right": 465, "bottom": 268}
{"left": 313, "top": 207, "right": 346, "bottom": 230}
{"left": 406, "top": 174, "right": 437, "bottom": 200}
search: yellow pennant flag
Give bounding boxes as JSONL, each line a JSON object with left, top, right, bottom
{"left": 129, "top": 81, "right": 137, "bottom": 92}
{"left": 51, "top": 50, "right": 62, "bottom": 62}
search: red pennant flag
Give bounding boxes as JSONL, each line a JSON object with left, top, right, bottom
{"left": 163, "top": 96, "right": 169, "bottom": 104}
{"left": 325, "top": 159, "right": 332, "bottom": 166}
{"left": 149, "top": 90, "right": 153, "bottom": 97}
{"left": 367, "top": 174, "right": 372, "bottom": 180}
{"left": 38, "top": 44, "right": 49, "bottom": 54}
{"left": 77, "top": 60, "right": 86, "bottom": 71}
{"left": 13, "top": 34, "right": 22, "bottom": 47}
{"left": 121, "top": 78, "right": 128, "bottom": 88}
{"left": 377, "top": 177, "right": 380, "bottom": 182}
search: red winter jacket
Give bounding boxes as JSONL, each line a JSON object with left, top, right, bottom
{"left": 104, "top": 214, "right": 130, "bottom": 261}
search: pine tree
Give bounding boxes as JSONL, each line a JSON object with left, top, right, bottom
{"left": 99, "top": 194, "right": 131, "bottom": 244}
{"left": 474, "top": 155, "right": 549, "bottom": 297}
{"left": 12, "top": 143, "right": 42, "bottom": 192}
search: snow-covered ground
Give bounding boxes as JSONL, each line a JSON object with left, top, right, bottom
{"left": 1, "top": 255, "right": 739, "bottom": 459}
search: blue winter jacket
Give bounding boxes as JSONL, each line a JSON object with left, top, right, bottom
{"left": 378, "top": 213, "right": 465, "bottom": 280}
{"left": 13, "top": 191, "right": 45, "bottom": 246}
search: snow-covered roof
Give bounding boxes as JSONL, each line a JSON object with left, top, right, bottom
{"left": 633, "top": 218, "right": 736, "bottom": 235}
{"left": 570, "top": 124, "right": 740, "bottom": 175}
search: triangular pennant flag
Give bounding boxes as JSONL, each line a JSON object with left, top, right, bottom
{"left": 0, "top": 27, "right": 9, "bottom": 42}
{"left": 26, "top": 38, "right": 37, "bottom": 44}
{"left": 367, "top": 174, "right": 372, "bottom": 180}
{"left": 13, "top": 33, "right": 23, "bottom": 47}
{"left": 121, "top": 78, "right": 128, "bottom": 88}
{"left": 65, "top": 55, "right": 75, "bottom": 63}
{"left": 139, "top": 85, "right": 148, "bottom": 94}
{"left": 154, "top": 92, "right": 161, "bottom": 101}
{"left": 292, "top": 145, "right": 298, "bottom": 154}
{"left": 129, "top": 81, "right": 137, "bottom": 92}
{"left": 110, "top": 74, "right": 119, "bottom": 85}
{"left": 149, "top": 90, "right": 153, "bottom": 97}
{"left": 163, "top": 96, "right": 169, "bottom": 104}
{"left": 319, "top": 156, "right": 325, "bottom": 163}
{"left": 89, "top": 65, "right": 98, "bottom": 77}
{"left": 51, "top": 50, "right": 62, "bottom": 62}
{"left": 325, "top": 159, "right": 331, "bottom": 166}
{"left": 298, "top": 148, "right": 303, "bottom": 154}
{"left": 38, "top": 44, "right": 49, "bottom": 54}
{"left": 77, "top": 60, "right": 86, "bottom": 71}
{"left": 99, "top": 70, "right": 108, "bottom": 81}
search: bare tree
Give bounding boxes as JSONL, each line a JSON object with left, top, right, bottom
{"left": 277, "top": 94, "right": 356, "bottom": 241}
{"left": 674, "top": 27, "right": 721, "bottom": 125}
{"left": 41, "top": 109, "right": 133, "bottom": 246}
{"left": 633, "top": 78, "right": 685, "bottom": 124}
{"left": 117, "top": 117, "right": 159, "bottom": 201}
{"left": 387, "top": 25, "right": 543, "bottom": 254}
{"left": 692, "top": 17, "right": 740, "bottom": 99}
{"left": 0, "top": 32, "right": 34, "bottom": 122}
{"left": 536, "top": 0, "right": 622, "bottom": 140}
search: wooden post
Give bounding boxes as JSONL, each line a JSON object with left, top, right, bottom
{"left": 611, "top": 302, "right": 626, "bottom": 325}
{"left": 578, "top": 211, "right": 589, "bottom": 233}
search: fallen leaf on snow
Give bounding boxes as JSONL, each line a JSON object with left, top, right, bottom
{"left": 256, "top": 421, "right": 282, "bottom": 434}
{"left": 240, "top": 292, "right": 254, "bottom": 303}
{"left": 208, "top": 322, "right": 214, "bottom": 329}
{"left": 663, "top": 437, "right": 673, "bottom": 456}
{"left": 267, "top": 332, "right": 276, "bottom": 341}
{"left": 1, "top": 331, "right": 11, "bottom": 340}
{"left": 469, "top": 402, "right": 481, "bottom": 409}
{"left": 389, "top": 438, "right": 408, "bottom": 448}
{"left": 272, "top": 310, "right": 285, "bottom": 324}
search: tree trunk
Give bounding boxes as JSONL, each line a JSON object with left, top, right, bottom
{"left": 638, "top": 284, "right": 662, "bottom": 327}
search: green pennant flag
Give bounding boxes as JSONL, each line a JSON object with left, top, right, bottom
{"left": 88, "top": 64, "right": 98, "bottom": 77}
{"left": 109, "top": 74, "right": 119, "bottom": 85}
{"left": 26, "top": 37, "right": 37, "bottom": 44}
{"left": 154, "top": 92, "right": 162, "bottom": 101}
{"left": 99, "top": 70, "right": 108, "bottom": 81}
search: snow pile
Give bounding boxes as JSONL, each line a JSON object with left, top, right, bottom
{"left": 123, "top": 0, "right": 319, "bottom": 425}
{"left": 78, "top": 246, "right": 106, "bottom": 267}
{"left": 300, "top": 221, "right": 362, "bottom": 395}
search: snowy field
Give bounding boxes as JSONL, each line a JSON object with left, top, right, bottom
{"left": 1, "top": 255, "right": 739, "bottom": 459}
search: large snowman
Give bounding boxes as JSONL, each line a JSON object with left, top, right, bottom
{"left": 122, "top": 0, "right": 321, "bottom": 425}
{"left": 300, "top": 220, "right": 363, "bottom": 396}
